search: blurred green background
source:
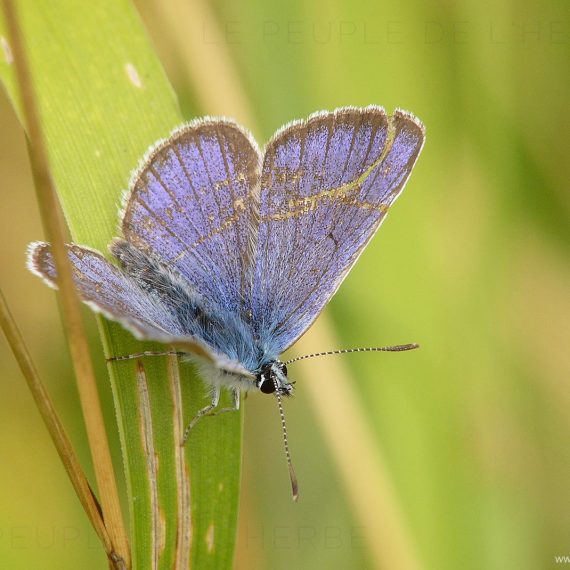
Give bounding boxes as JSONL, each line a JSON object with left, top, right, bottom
{"left": 1, "top": 0, "right": 568, "bottom": 569}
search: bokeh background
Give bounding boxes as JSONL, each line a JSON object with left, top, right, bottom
{"left": 1, "top": 0, "right": 568, "bottom": 569}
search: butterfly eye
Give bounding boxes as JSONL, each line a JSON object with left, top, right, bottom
{"left": 260, "top": 378, "right": 276, "bottom": 394}
{"left": 280, "top": 363, "right": 288, "bottom": 376}
{"left": 257, "top": 373, "right": 275, "bottom": 394}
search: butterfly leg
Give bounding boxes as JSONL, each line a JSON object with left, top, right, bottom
{"left": 107, "top": 350, "right": 184, "bottom": 362}
{"left": 181, "top": 388, "right": 240, "bottom": 445}
{"left": 209, "top": 389, "right": 240, "bottom": 418}
{"left": 182, "top": 386, "right": 220, "bottom": 443}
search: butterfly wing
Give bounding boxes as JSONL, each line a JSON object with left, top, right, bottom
{"left": 27, "top": 241, "right": 253, "bottom": 376}
{"left": 251, "top": 107, "right": 425, "bottom": 353}
{"left": 121, "top": 119, "right": 261, "bottom": 315}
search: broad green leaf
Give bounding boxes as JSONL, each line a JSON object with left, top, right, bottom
{"left": 0, "top": 1, "right": 241, "bottom": 568}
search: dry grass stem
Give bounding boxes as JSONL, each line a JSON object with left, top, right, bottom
{"left": 2, "top": 1, "right": 130, "bottom": 566}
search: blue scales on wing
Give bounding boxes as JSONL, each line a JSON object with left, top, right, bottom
{"left": 251, "top": 107, "right": 425, "bottom": 354}
{"left": 121, "top": 119, "right": 262, "bottom": 318}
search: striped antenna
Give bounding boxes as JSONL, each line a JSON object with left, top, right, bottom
{"left": 273, "top": 376, "right": 299, "bottom": 502}
{"left": 283, "top": 343, "right": 419, "bottom": 365}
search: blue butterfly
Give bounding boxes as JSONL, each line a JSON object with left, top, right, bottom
{"left": 28, "top": 106, "right": 425, "bottom": 498}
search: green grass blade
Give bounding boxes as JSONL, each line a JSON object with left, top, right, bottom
{"left": 0, "top": 1, "right": 242, "bottom": 568}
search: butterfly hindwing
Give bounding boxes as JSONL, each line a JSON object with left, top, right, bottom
{"left": 27, "top": 241, "right": 253, "bottom": 373}
{"left": 251, "top": 107, "right": 425, "bottom": 353}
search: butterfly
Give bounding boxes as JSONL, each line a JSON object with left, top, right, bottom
{"left": 27, "top": 106, "right": 425, "bottom": 498}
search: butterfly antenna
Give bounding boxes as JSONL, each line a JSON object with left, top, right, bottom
{"left": 283, "top": 343, "right": 419, "bottom": 365}
{"left": 273, "top": 377, "right": 299, "bottom": 502}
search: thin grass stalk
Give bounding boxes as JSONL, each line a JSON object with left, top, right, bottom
{"left": 2, "top": 1, "right": 130, "bottom": 566}
{"left": 0, "top": 288, "right": 126, "bottom": 569}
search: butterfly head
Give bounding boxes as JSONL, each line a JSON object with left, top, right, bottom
{"left": 256, "top": 361, "right": 293, "bottom": 396}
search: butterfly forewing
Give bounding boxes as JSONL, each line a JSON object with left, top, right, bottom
{"left": 251, "top": 107, "right": 425, "bottom": 353}
{"left": 122, "top": 120, "right": 261, "bottom": 315}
